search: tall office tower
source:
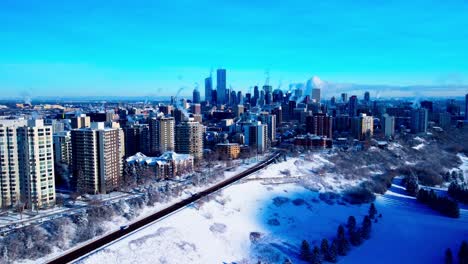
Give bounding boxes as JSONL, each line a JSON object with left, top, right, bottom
{"left": 272, "top": 89, "right": 283, "bottom": 103}
{"left": 17, "top": 120, "right": 56, "bottom": 209}
{"left": 259, "top": 90, "right": 266, "bottom": 106}
{"left": 216, "top": 69, "right": 226, "bottom": 104}
{"left": 0, "top": 123, "right": 20, "bottom": 208}
{"left": 71, "top": 114, "right": 90, "bottom": 129}
{"left": 341, "top": 93, "right": 348, "bottom": 103}
{"left": 71, "top": 122, "right": 124, "bottom": 194}
{"left": 175, "top": 120, "right": 204, "bottom": 160}
{"left": 312, "top": 88, "right": 321, "bottom": 103}
{"left": 53, "top": 131, "right": 72, "bottom": 166}
{"left": 193, "top": 88, "right": 201, "bottom": 104}
{"left": 271, "top": 106, "right": 283, "bottom": 125}
{"left": 306, "top": 113, "right": 333, "bottom": 138}
{"left": 237, "top": 91, "right": 243, "bottom": 105}
{"left": 265, "top": 92, "right": 273, "bottom": 105}
{"left": 447, "top": 99, "right": 460, "bottom": 116}
{"left": 244, "top": 122, "right": 268, "bottom": 153}
{"left": 263, "top": 85, "right": 273, "bottom": 105}
{"left": 349, "top": 95, "right": 358, "bottom": 117}
{"left": 149, "top": 117, "right": 175, "bottom": 155}
{"left": 364, "top": 91, "right": 370, "bottom": 103}
{"left": 410, "top": 108, "right": 428, "bottom": 134}
{"left": 205, "top": 76, "right": 213, "bottom": 103}
{"left": 438, "top": 112, "right": 452, "bottom": 129}
{"left": 465, "top": 94, "right": 468, "bottom": 120}
{"left": 253, "top": 86, "right": 260, "bottom": 104}
{"left": 245, "top": 93, "right": 251, "bottom": 104}
{"left": 211, "top": 90, "right": 218, "bottom": 105}
{"left": 351, "top": 114, "right": 374, "bottom": 141}
{"left": 420, "top": 100, "right": 433, "bottom": 113}
{"left": 259, "top": 112, "right": 277, "bottom": 143}
{"left": 230, "top": 90, "right": 237, "bottom": 105}
{"left": 263, "top": 84, "right": 273, "bottom": 94}
{"left": 123, "top": 124, "right": 149, "bottom": 157}
{"left": 382, "top": 114, "right": 395, "bottom": 138}
{"left": 330, "top": 96, "right": 336, "bottom": 106}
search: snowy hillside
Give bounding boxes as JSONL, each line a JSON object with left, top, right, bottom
{"left": 77, "top": 155, "right": 468, "bottom": 264}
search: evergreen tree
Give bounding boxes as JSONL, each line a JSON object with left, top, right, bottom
{"left": 404, "top": 175, "right": 419, "bottom": 196}
{"left": 321, "top": 239, "right": 330, "bottom": 260}
{"left": 347, "top": 216, "right": 357, "bottom": 232}
{"left": 311, "top": 246, "right": 322, "bottom": 264}
{"left": 336, "top": 225, "right": 350, "bottom": 256}
{"left": 369, "top": 203, "right": 377, "bottom": 219}
{"left": 445, "top": 248, "right": 453, "bottom": 264}
{"left": 300, "top": 240, "right": 311, "bottom": 261}
{"left": 459, "top": 241, "right": 468, "bottom": 264}
{"left": 361, "top": 215, "right": 372, "bottom": 239}
{"left": 328, "top": 240, "right": 338, "bottom": 263}
{"left": 350, "top": 229, "right": 363, "bottom": 246}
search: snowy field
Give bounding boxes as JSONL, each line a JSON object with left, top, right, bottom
{"left": 76, "top": 155, "right": 468, "bottom": 264}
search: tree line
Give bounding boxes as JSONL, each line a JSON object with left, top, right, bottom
{"left": 403, "top": 175, "right": 460, "bottom": 218}
{"left": 448, "top": 182, "right": 468, "bottom": 204}
{"left": 299, "top": 203, "right": 379, "bottom": 263}
{"left": 417, "top": 189, "right": 460, "bottom": 218}
{"left": 444, "top": 240, "right": 468, "bottom": 264}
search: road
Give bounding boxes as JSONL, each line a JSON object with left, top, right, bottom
{"left": 47, "top": 151, "right": 283, "bottom": 264}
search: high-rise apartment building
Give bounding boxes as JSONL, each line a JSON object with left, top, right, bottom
{"left": 71, "top": 122, "right": 124, "bottom": 194}
{"left": 17, "top": 120, "right": 56, "bottom": 209}
{"left": 244, "top": 122, "right": 268, "bottom": 153}
{"left": 410, "top": 108, "right": 428, "bottom": 134}
{"left": 123, "top": 124, "right": 149, "bottom": 157}
{"left": 53, "top": 131, "right": 72, "bottom": 166}
{"left": 364, "top": 91, "right": 370, "bottom": 103}
{"left": 217, "top": 69, "right": 226, "bottom": 105}
{"left": 71, "top": 114, "right": 91, "bottom": 129}
{"left": 175, "top": 119, "right": 204, "bottom": 160}
{"left": 382, "top": 114, "right": 395, "bottom": 138}
{"left": 465, "top": 94, "right": 468, "bottom": 120}
{"left": 0, "top": 123, "right": 21, "bottom": 208}
{"left": 259, "top": 113, "right": 277, "bottom": 143}
{"left": 306, "top": 113, "right": 333, "bottom": 138}
{"left": 349, "top": 95, "right": 358, "bottom": 117}
{"left": 149, "top": 117, "right": 175, "bottom": 155}
{"left": 351, "top": 114, "right": 374, "bottom": 140}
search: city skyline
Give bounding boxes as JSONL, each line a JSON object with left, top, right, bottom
{"left": 1, "top": 0, "right": 468, "bottom": 98}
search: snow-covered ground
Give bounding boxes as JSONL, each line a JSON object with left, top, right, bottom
{"left": 76, "top": 154, "right": 468, "bottom": 264}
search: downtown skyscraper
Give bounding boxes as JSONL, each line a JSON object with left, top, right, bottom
{"left": 204, "top": 76, "right": 212, "bottom": 103}
{"left": 216, "top": 69, "right": 226, "bottom": 105}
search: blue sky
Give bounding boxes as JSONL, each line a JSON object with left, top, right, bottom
{"left": 1, "top": 0, "right": 467, "bottom": 98}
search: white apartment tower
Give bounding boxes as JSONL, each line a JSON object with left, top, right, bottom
{"left": 0, "top": 124, "right": 21, "bottom": 208}
{"left": 17, "top": 120, "right": 56, "bottom": 209}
